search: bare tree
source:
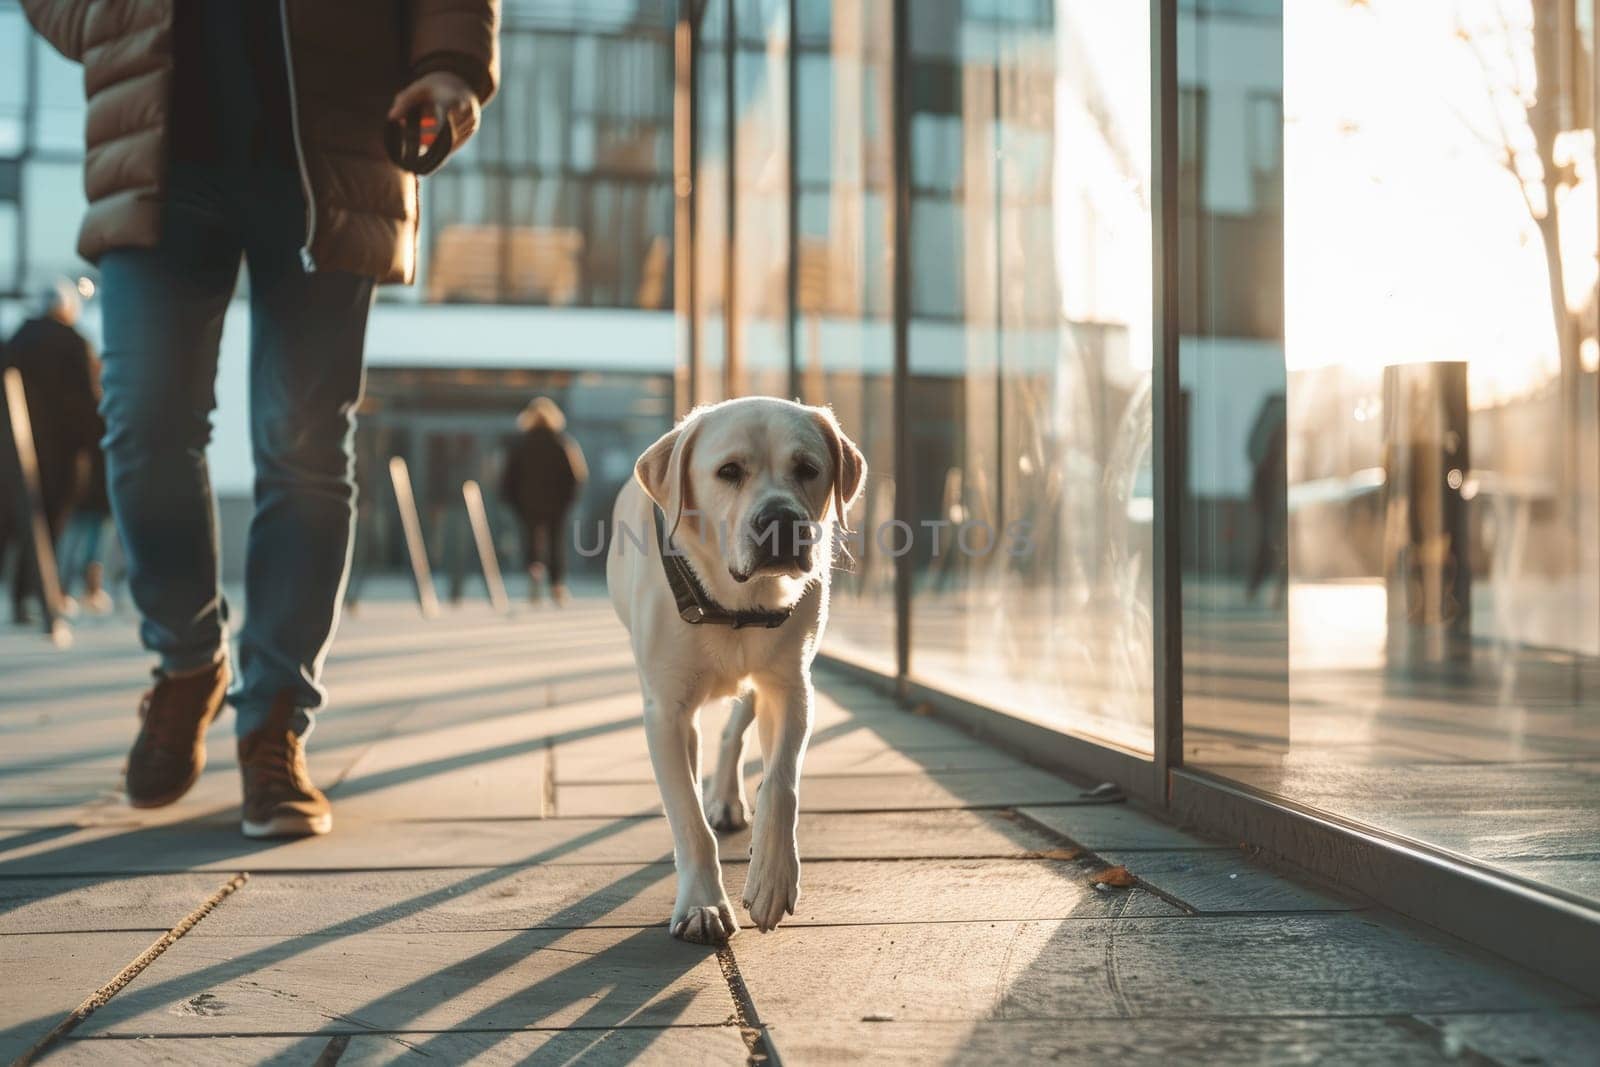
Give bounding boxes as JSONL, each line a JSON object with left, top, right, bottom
{"left": 1455, "top": 0, "right": 1596, "bottom": 499}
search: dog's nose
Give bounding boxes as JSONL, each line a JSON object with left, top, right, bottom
{"left": 750, "top": 503, "right": 813, "bottom": 566}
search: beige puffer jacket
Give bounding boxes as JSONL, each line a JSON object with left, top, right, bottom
{"left": 21, "top": 0, "right": 499, "bottom": 284}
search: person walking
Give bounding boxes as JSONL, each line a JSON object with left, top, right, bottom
{"left": 500, "top": 397, "right": 586, "bottom": 605}
{"left": 1, "top": 282, "right": 100, "bottom": 626}
{"left": 55, "top": 414, "right": 114, "bottom": 617}
{"left": 1244, "top": 393, "right": 1288, "bottom": 608}
{"left": 22, "top": 0, "right": 499, "bottom": 838}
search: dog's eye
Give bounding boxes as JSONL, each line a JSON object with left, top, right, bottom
{"left": 716, "top": 462, "right": 743, "bottom": 483}
{"left": 795, "top": 460, "right": 821, "bottom": 482}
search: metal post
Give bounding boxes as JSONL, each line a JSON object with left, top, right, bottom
{"left": 1150, "top": 0, "right": 1182, "bottom": 801}
{"left": 723, "top": 0, "right": 740, "bottom": 398}
{"left": 1381, "top": 361, "right": 1471, "bottom": 671}
{"left": 785, "top": 0, "right": 800, "bottom": 401}
{"left": 461, "top": 480, "right": 510, "bottom": 613}
{"left": 3, "top": 368, "right": 71, "bottom": 647}
{"left": 890, "top": 0, "right": 912, "bottom": 697}
{"left": 388, "top": 456, "right": 440, "bottom": 618}
{"left": 674, "top": 0, "right": 699, "bottom": 416}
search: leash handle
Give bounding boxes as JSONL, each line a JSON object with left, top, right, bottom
{"left": 384, "top": 104, "right": 456, "bottom": 176}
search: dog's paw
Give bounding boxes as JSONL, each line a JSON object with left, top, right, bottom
{"left": 670, "top": 902, "right": 739, "bottom": 944}
{"left": 742, "top": 835, "right": 800, "bottom": 933}
{"left": 704, "top": 792, "right": 750, "bottom": 833}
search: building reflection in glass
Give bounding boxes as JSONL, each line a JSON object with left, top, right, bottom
{"left": 1183, "top": 0, "right": 1600, "bottom": 905}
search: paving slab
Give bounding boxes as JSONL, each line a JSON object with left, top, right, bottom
{"left": 78, "top": 928, "right": 734, "bottom": 1037}
{"left": 1090, "top": 849, "right": 1356, "bottom": 913}
{"left": 1416, "top": 1008, "right": 1600, "bottom": 1067}
{"left": 50, "top": 1027, "right": 753, "bottom": 1065}
{"left": 0, "top": 718, "right": 399, "bottom": 831}
{"left": 744, "top": 858, "right": 1183, "bottom": 925}
{"left": 1019, "top": 803, "right": 1232, "bottom": 852}
{"left": 557, "top": 733, "right": 1021, "bottom": 783}
{"left": 328, "top": 737, "right": 550, "bottom": 821}
{"left": 176, "top": 859, "right": 1179, "bottom": 937}
{"left": 0, "top": 816, "right": 670, "bottom": 876}
{"left": 328, "top": 700, "right": 644, "bottom": 820}
{"left": 734, "top": 914, "right": 1584, "bottom": 1024}
{"left": 0, "top": 931, "right": 157, "bottom": 1062}
{"left": 46, "top": 1035, "right": 328, "bottom": 1065}
{"left": 0, "top": 872, "right": 239, "bottom": 934}
{"left": 0, "top": 809, "right": 1064, "bottom": 876}
{"left": 559, "top": 766, "right": 1081, "bottom": 817}
{"left": 764, "top": 1017, "right": 1489, "bottom": 1066}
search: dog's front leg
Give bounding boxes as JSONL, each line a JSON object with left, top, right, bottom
{"left": 743, "top": 672, "right": 812, "bottom": 932}
{"left": 644, "top": 689, "right": 738, "bottom": 944}
{"left": 705, "top": 690, "right": 755, "bottom": 832}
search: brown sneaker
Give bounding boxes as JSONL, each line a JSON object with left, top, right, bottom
{"left": 238, "top": 695, "right": 332, "bottom": 839}
{"left": 125, "top": 660, "right": 230, "bottom": 808}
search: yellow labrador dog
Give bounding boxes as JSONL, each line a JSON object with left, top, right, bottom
{"left": 608, "top": 397, "right": 865, "bottom": 943}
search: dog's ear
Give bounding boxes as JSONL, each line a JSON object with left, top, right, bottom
{"left": 812, "top": 407, "right": 866, "bottom": 528}
{"left": 635, "top": 415, "right": 701, "bottom": 534}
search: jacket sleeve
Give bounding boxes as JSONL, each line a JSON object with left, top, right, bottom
{"left": 20, "top": 0, "right": 92, "bottom": 63}
{"left": 406, "top": 0, "right": 500, "bottom": 105}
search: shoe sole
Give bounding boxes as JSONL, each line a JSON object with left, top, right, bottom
{"left": 241, "top": 812, "right": 332, "bottom": 839}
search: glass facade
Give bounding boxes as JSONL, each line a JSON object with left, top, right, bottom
{"left": 687, "top": 0, "right": 1600, "bottom": 912}
{"left": 1181, "top": 0, "right": 1600, "bottom": 906}
{"left": 0, "top": 0, "right": 677, "bottom": 314}
{"left": 905, "top": 1, "right": 1154, "bottom": 752}
{"left": 413, "top": 2, "right": 677, "bottom": 307}
{"left": 0, "top": 0, "right": 90, "bottom": 306}
{"left": 793, "top": 0, "right": 896, "bottom": 667}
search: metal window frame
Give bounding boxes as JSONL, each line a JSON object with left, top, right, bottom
{"left": 673, "top": 0, "right": 698, "bottom": 416}
{"left": 891, "top": 0, "right": 913, "bottom": 694}
{"left": 1151, "top": 0, "right": 1182, "bottom": 800}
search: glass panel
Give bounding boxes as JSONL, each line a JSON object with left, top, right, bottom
{"left": 32, "top": 43, "right": 83, "bottom": 155}
{"left": 418, "top": 14, "right": 674, "bottom": 308}
{"left": 21, "top": 160, "right": 88, "bottom": 291}
{"left": 1178, "top": 1, "right": 1291, "bottom": 765}
{"left": 0, "top": 12, "right": 24, "bottom": 156}
{"left": 1183, "top": 0, "right": 1600, "bottom": 906}
{"left": 0, "top": 201, "right": 17, "bottom": 295}
{"left": 907, "top": 0, "right": 1155, "bottom": 753}
{"left": 797, "top": 0, "right": 896, "bottom": 670}
{"left": 731, "top": 0, "right": 791, "bottom": 396}
{"left": 695, "top": 0, "right": 730, "bottom": 403}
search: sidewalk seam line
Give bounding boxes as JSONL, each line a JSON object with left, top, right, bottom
{"left": 716, "top": 944, "right": 782, "bottom": 1066}
{"left": 9, "top": 871, "right": 250, "bottom": 1067}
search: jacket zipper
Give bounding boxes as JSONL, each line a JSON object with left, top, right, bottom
{"left": 278, "top": 0, "right": 317, "bottom": 271}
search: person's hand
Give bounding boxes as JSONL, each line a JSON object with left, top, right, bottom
{"left": 389, "top": 71, "right": 480, "bottom": 154}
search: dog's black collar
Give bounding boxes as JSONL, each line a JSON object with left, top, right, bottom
{"left": 654, "top": 507, "right": 795, "bottom": 629}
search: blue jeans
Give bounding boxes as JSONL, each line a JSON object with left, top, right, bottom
{"left": 56, "top": 510, "right": 107, "bottom": 593}
{"left": 99, "top": 162, "right": 375, "bottom": 737}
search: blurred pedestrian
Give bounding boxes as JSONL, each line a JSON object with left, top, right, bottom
{"left": 1245, "top": 393, "right": 1288, "bottom": 608}
{"left": 56, "top": 413, "right": 115, "bottom": 616}
{"left": 23, "top": 0, "right": 499, "bottom": 838}
{"left": 501, "top": 397, "right": 586, "bottom": 605}
{"left": 1, "top": 281, "right": 100, "bottom": 626}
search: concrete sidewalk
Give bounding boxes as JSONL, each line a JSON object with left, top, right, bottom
{"left": 1, "top": 601, "right": 1597, "bottom": 1064}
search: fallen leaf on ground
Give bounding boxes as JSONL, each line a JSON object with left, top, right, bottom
{"left": 1022, "top": 847, "right": 1082, "bottom": 861}
{"left": 1090, "top": 865, "right": 1135, "bottom": 888}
